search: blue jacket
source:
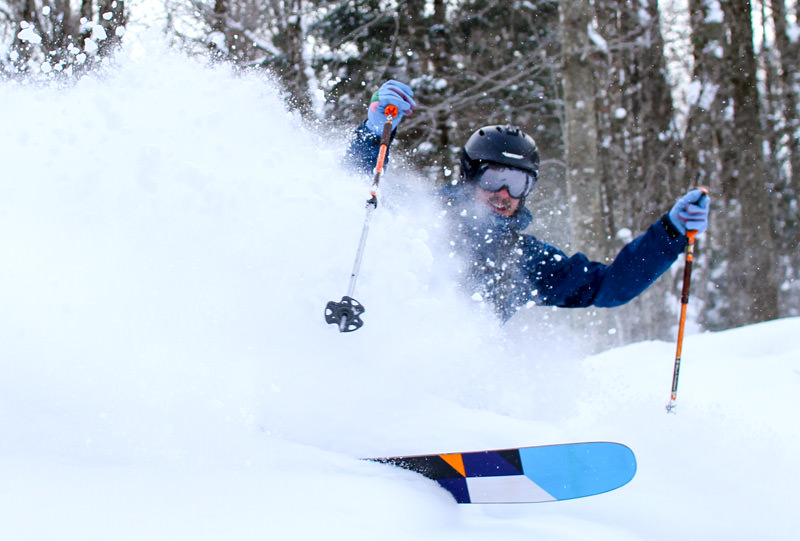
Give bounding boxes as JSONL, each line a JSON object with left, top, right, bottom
{"left": 345, "top": 123, "right": 687, "bottom": 321}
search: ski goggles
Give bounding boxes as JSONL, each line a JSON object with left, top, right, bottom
{"left": 476, "top": 165, "right": 536, "bottom": 199}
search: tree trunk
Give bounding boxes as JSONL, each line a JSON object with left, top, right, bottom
{"left": 559, "top": 0, "right": 619, "bottom": 350}
{"left": 278, "top": 0, "right": 313, "bottom": 116}
{"left": 558, "top": 0, "right": 605, "bottom": 260}
{"left": 767, "top": 0, "right": 800, "bottom": 292}
{"left": 721, "top": 0, "right": 779, "bottom": 324}
{"left": 686, "top": 0, "right": 779, "bottom": 328}
{"left": 591, "top": 0, "right": 681, "bottom": 343}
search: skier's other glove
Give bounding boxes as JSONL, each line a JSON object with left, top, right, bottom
{"left": 366, "top": 80, "right": 416, "bottom": 135}
{"left": 668, "top": 188, "right": 710, "bottom": 236}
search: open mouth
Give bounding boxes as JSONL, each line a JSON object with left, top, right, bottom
{"left": 489, "top": 197, "right": 511, "bottom": 213}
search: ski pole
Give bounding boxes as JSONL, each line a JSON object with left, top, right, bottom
{"left": 325, "top": 104, "right": 398, "bottom": 332}
{"left": 666, "top": 187, "right": 709, "bottom": 414}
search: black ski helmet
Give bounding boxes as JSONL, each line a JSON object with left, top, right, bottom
{"left": 459, "top": 125, "right": 540, "bottom": 182}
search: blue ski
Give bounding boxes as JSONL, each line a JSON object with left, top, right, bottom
{"left": 371, "top": 441, "right": 636, "bottom": 503}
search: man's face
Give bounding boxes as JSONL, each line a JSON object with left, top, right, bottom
{"left": 471, "top": 165, "right": 533, "bottom": 218}
{"left": 474, "top": 186, "right": 521, "bottom": 217}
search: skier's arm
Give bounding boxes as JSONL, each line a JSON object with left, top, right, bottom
{"left": 343, "top": 121, "right": 389, "bottom": 174}
{"left": 528, "top": 189, "right": 709, "bottom": 308}
{"left": 528, "top": 215, "right": 687, "bottom": 308}
{"left": 587, "top": 215, "right": 688, "bottom": 307}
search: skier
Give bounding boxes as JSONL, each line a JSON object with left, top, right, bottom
{"left": 345, "top": 80, "right": 711, "bottom": 321}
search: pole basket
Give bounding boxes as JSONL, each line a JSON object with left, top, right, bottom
{"left": 325, "top": 296, "right": 365, "bottom": 332}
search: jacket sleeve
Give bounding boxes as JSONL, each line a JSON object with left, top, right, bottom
{"left": 526, "top": 215, "right": 688, "bottom": 308}
{"left": 343, "top": 121, "right": 396, "bottom": 175}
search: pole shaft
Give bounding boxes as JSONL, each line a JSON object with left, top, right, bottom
{"left": 343, "top": 110, "right": 396, "bottom": 301}
{"left": 346, "top": 206, "right": 374, "bottom": 298}
{"left": 667, "top": 230, "right": 697, "bottom": 409}
{"left": 666, "top": 186, "right": 708, "bottom": 410}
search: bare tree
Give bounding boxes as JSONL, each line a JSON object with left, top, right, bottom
{"left": 764, "top": 0, "right": 800, "bottom": 312}
{"left": 685, "top": 0, "right": 779, "bottom": 329}
{"left": 721, "top": 0, "right": 779, "bottom": 325}
{"left": 587, "top": 0, "right": 683, "bottom": 343}
{"left": 310, "top": 0, "right": 563, "bottom": 184}
{"left": 558, "top": 0, "right": 604, "bottom": 260}
{"left": 179, "top": 0, "right": 313, "bottom": 116}
{"left": 1, "top": 0, "right": 127, "bottom": 76}
{"left": 557, "top": 0, "right": 616, "bottom": 351}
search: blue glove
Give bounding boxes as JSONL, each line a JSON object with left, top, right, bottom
{"left": 668, "top": 188, "right": 710, "bottom": 235}
{"left": 366, "top": 80, "right": 416, "bottom": 135}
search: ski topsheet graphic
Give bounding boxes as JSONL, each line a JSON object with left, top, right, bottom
{"left": 371, "top": 442, "right": 636, "bottom": 504}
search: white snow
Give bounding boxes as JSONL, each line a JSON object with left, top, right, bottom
{"left": 16, "top": 24, "right": 43, "bottom": 45}
{"left": 587, "top": 23, "right": 609, "bottom": 54}
{"left": 1, "top": 33, "right": 798, "bottom": 540}
{"left": 705, "top": 0, "right": 725, "bottom": 24}
{"left": 686, "top": 80, "right": 719, "bottom": 111}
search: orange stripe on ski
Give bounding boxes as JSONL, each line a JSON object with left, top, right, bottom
{"left": 440, "top": 453, "right": 466, "bottom": 477}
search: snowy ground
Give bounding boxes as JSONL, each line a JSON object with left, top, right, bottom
{"left": 1, "top": 33, "right": 798, "bottom": 540}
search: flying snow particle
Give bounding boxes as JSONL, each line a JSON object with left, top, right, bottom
{"left": 17, "top": 27, "right": 42, "bottom": 45}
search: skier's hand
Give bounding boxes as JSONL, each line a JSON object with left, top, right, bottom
{"left": 366, "top": 80, "right": 416, "bottom": 135}
{"left": 668, "top": 188, "right": 710, "bottom": 236}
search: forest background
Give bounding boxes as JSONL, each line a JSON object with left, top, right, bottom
{"left": 2, "top": 0, "right": 798, "bottom": 349}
